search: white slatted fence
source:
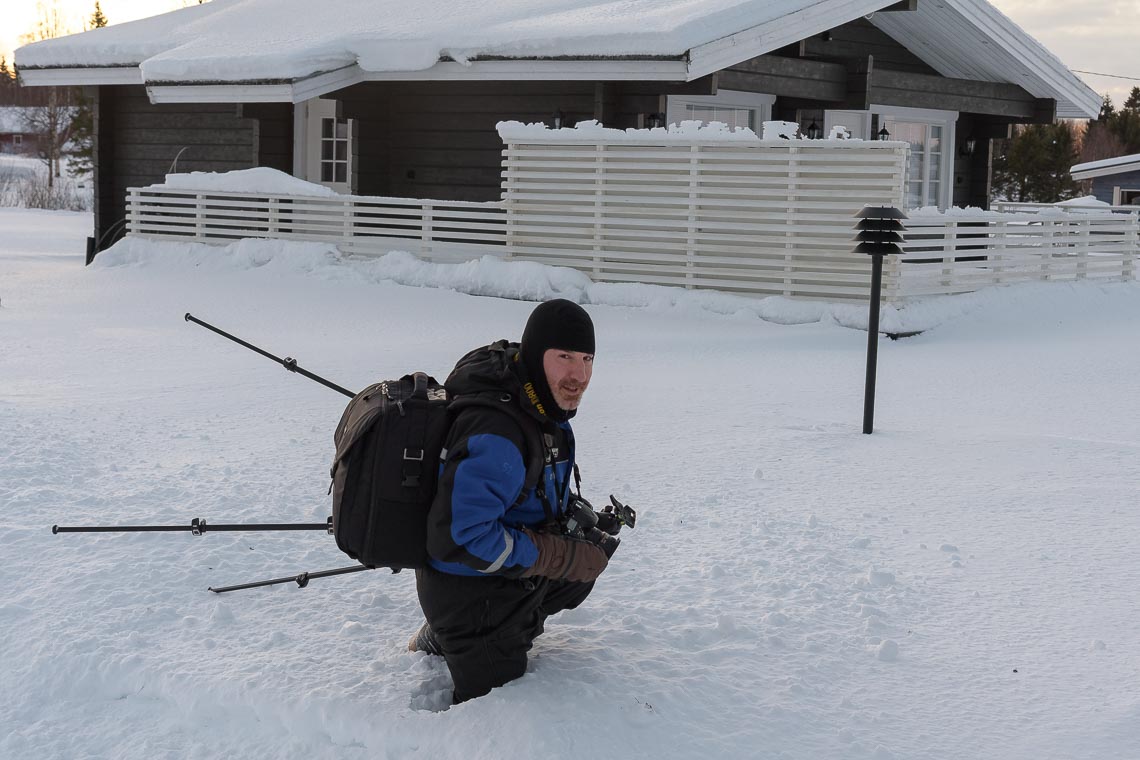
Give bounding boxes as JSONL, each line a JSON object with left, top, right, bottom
{"left": 500, "top": 138, "right": 909, "bottom": 301}
{"left": 123, "top": 140, "right": 1139, "bottom": 304}
{"left": 896, "top": 211, "right": 1138, "bottom": 297}
{"left": 125, "top": 188, "right": 506, "bottom": 262}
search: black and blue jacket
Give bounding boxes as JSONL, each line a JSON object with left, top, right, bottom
{"left": 425, "top": 341, "right": 575, "bottom": 578}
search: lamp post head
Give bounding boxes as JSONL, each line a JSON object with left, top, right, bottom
{"left": 854, "top": 206, "right": 908, "bottom": 256}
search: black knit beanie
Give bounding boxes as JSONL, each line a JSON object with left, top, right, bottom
{"left": 519, "top": 299, "right": 595, "bottom": 420}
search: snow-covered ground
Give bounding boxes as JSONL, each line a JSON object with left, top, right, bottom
{"left": 0, "top": 154, "right": 92, "bottom": 210}
{"left": 2, "top": 208, "right": 1139, "bottom": 759}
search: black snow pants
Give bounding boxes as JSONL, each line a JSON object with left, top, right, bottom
{"left": 415, "top": 564, "right": 595, "bottom": 703}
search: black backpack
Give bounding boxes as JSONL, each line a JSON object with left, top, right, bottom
{"left": 329, "top": 372, "right": 545, "bottom": 570}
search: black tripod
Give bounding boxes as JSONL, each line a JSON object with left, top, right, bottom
{"left": 52, "top": 314, "right": 375, "bottom": 593}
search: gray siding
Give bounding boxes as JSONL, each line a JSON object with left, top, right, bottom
{"left": 338, "top": 80, "right": 709, "bottom": 202}
{"left": 1092, "top": 170, "right": 1140, "bottom": 205}
{"left": 93, "top": 86, "right": 288, "bottom": 254}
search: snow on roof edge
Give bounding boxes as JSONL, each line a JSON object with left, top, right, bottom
{"left": 1071, "top": 153, "right": 1140, "bottom": 178}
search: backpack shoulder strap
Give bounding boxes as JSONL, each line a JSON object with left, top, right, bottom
{"left": 448, "top": 392, "right": 547, "bottom": 509}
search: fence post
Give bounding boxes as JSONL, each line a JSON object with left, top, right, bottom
{"left": 1041, "top": 219, "right": 1054, "bottom": 281}
{"left": 594, "top": 142, "right": 605, "bottom": 279}
{"left": 269, "top": 196, "right": 280, "bottom": 236}
{"left": 992, "top": 218, "right": 1005, "bottom": 285}
{"left": 126, "top": 188, "right": 140, "bottom": 235}
{"left": 941, "top": 220, "right": 956, "bottom": 290}
{"left": 342, "top": 199, "right": 353, "bottom": 250}
{"left": 194, "top": 193, "right": 205, "bottom": 240}
{"left": 1125, "top": 209, "right": 1138, "bottom": 281}
{"left": 423, "top": 203, "right": 434, "bottom": 259}
{"left": 1077, "top": 217, "right": 1090, "bottom": 280}
{"left": 783, "top": 146, "right": 799, "bottom": 297}
{"left": 686, "top": 143, "right": 699, "bottom": 289}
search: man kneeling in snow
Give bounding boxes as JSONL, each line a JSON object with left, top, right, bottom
{"left": 409, "top": 299, "right": 610, "bottom": 703}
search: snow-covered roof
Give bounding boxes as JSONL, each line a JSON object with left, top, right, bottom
{"left": 14, "top": 0, "right": 1099, "bottom": 117}
{"left": 0, "top": 107, "right": 33, "bottom": 134}
{"left": 1071, "top": 154, "right": 1140, "bottom": 181}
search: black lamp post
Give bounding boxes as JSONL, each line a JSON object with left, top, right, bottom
{"left": 854, "top": 205, "right": 907, "bottom": 434}
{"left": 877, "top": 125, "right": 891, "bottom": 141}
{"left": 806, "top": 120, "right": 822, "bottom": 140}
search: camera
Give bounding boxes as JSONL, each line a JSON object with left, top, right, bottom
{"left": 563, "top": 494, "right": 637, "bottom": 559}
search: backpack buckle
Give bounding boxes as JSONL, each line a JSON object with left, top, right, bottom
{"left": 403, "top": 448, "right": 424, "bottom": 461}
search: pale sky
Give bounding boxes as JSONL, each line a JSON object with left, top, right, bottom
{"left": 3, "top": 0, "right": 1138, "bottom": 109}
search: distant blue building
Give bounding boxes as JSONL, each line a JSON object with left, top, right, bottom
{"left": 1071, "top": 154, "right": 1140, "bottom": 206}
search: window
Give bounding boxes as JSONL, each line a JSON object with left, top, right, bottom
{"left": 13, "top": 134, "right": 22, "bottom": 147}
{"left": 684, "top": 105, "right": 756, "bottom": 131}
{"left": 882, "top": 120, "right": 945, "bottom": 209}
{"left": 873, "top": 105, "right": 956, "bottom": 211}
{"left": 1118, "top": 189, "right": 1140, "bottom": 207}
{"left": 666, "top": 91, "right": 775, "bottom": 131}
{"left": 320, "top": 117, "right": 349, "bottom": 184}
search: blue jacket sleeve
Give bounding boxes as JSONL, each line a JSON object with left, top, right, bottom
{"left": 425, "top": 411, "right": 540, "bottom": 575}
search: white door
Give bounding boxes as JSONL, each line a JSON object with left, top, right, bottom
{"left": 302, "top": 98, "right": 352, "bottom": 194}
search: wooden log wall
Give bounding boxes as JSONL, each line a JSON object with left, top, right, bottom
{"left": 337, "top": 78, "right": 714, "bottom": 202}
{"left": 92, "top": 85, "right": 290, "bottom": 253}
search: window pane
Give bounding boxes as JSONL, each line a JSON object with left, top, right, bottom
{"left": 321, "top": 141, "right": 334, "bottom": 161}
{"left": 334, "top": 164, "right": 346, "bottom": 183}
{"left": 686, "top": 105, "right": 755, "bottom": 130}
{"left": 335, "top": 141, "right": 347, "bottom": 161}
{"left": 321, "top": 163, "right": 333, "bottom": 182}
{"left": 322, "top": 118, "right": 333, "bottom": 139}
{"left": 335, "top": 120, "right": 347, "bottom": 139}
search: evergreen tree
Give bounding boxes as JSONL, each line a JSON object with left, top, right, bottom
{"left": 1124, "top": 87, "right": 1140, "bottom": 113}
{"left": 67, "top": 2, "right": 109, "bottom": 177}
{"left": 0, "top": 57, "right": 14, "bottom": 106}
{"left": 992, "top": 122, "right": 1082, "bottom": 203}
{"left": 1098, "top": 95, "right": 1116, "bottom": 122}
{"left": 89, "top": 1, "right": 108, "bottom": 30}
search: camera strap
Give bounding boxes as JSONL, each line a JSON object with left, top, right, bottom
{"left": 535, "top": 428, "right": 576, "bottom": 531}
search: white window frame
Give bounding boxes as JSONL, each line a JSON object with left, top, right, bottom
{"left": 823, "top": 110, "right": 872, "bottom": 140}
{"left": 665, "top": 90, "right": 776, "bottom": 132}
{"left": 870, "top": 104, "right": 957, "bottom": 211}
{"left": 1115, "top": 187, "right": 1140, "bottom": 206}
{"left": 295, "top": 98, "right": 352, "bottom": 193}
{"left": 824, "top": 105, "right": 956, "bottom": 209}
{"left": 13, "top": 133, "right": 22, "bottom": 147}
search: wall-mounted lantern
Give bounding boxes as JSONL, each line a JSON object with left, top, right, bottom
{"left": 806, "top": 121, "right": 822, "bottom": 140}
{"left": 647, "top": 112, "right": 665, "bottom": 129}
{"left": 877, "top": 125, "right": 891, "bottom": 141}
{"left": 959, "top": 136, "right": 978, "bottom": 157}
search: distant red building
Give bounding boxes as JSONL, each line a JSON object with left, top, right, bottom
{"left": 0, "top": 107, "right": 38, "bottom": 155}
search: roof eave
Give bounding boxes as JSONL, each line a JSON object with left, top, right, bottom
{"left": 146, "top": 58, "right": 690, "bottom": 103}
{"left": 1071, "top": 163, "right": 1140, "bottom": 181}
{"left": 686, "top": 0, "right": 899, "bottom": 80}
{"left": 18, "top": 66, "right": 144, "bottom": 86}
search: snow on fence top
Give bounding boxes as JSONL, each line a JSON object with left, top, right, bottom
{"left": 496, "top": 119, "right": 905, "bottom": 147}
{"left": 144, "top": 168, "right": 338, "bottom": 197}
